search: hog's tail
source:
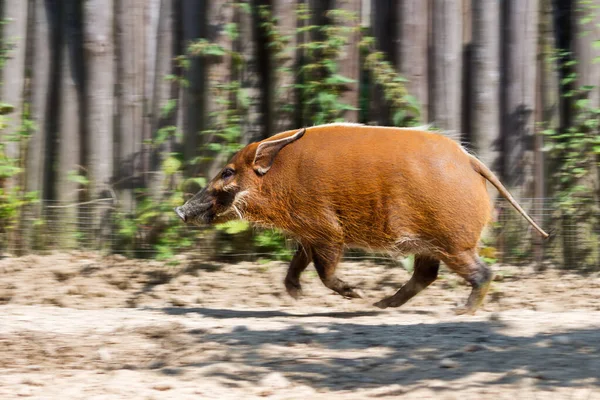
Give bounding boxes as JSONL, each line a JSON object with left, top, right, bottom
{"left": 469, "top": 156, "right": 549, "bottom": 239}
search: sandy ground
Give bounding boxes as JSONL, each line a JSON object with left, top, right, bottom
{"left": 0, "top": 252, "right": 599, "bottom": 399}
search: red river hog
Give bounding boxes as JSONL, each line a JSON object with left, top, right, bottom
{"left": 175, "top": 123, "right": 548, "bottom": 314}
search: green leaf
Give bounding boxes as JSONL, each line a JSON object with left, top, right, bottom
{"left": 575, "top": 98, "right": 590, "bottom": 109}
{"left": 163, "top": 156, "right": 182, "bottom": 175}
{"left": 237, "top": 88, "right": 250, "bottom": 109}
{"left": 0, "top": 164, "right": 21, "bottom": 178}
{"left": 238, "top": 2, "right": 251, "bottom": 13}
{"left": 338, "top": 103, "right": 360, "bottom": 111}
{"left": 404, "top": 94, "right": 420, "bottom": 109}
{"left": 215, "top": 220, "right": 250, "bottom": 235}
{"left": 392, "top": 110, "right": 406, "bottom": 126}
{"left": 325, "top": 74, "right": 356, "bottom": 84}
{"left": 0, "top": 103, "right": 15, "bottom": 115}
{"left": 204, "top": 44, "right": 226, "bottom": 57}
{"left": 161, "top": 99, "right": 177, "bottom": 118}
{"left": 155, "top": 126, "right": 177, "bottom": 145}
{"left": 67, "top": 171, "right": 89, "bottom": 186}
{"left": 188, "top": 177, "right": 207, "bottom": 187}
{"left": 224, "top": 23, "right": 239, "bottom": 41}
{"left": 207, "top": 143, "right": 223, "bottom": 151}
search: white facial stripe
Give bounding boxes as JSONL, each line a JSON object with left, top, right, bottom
{"left": 230, "top": 190, "right": 249, "bottom": 220}
{"left": 232, "top": 204, "right": 244, "bottom": 220}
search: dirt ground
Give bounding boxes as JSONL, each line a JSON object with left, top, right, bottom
{"left": 0, "top": 252, "right": 599, "bottom": 399}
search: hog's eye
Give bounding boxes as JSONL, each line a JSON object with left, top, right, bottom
{"left": 221, "top": 167, "right": 235, "bottom": 180}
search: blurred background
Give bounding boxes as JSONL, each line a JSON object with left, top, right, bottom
{"left": 0, "top": 0, "right": 598, "bottom": 270}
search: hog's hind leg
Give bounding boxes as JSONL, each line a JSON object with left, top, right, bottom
{"left": 373, "top": 255, "right": 440, "bottom": 309}
{"left": 284, "top": 245, "right": 312, "bottom": 299}
{"left": 442, "top": 250, "right": 493, "bottom": 315}
{"left": 312, "top": 245, "right": 363, "bottom": 299}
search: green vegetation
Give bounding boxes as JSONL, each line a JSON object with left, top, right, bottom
{"left": 542, "top": 49, "right": 600, "bottom": 268}
{"left": 0, "top": 19, "right": 39, "bottom": 254}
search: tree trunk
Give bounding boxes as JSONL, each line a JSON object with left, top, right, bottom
{"left": 534, "top": 0, "right": 560, "bottom": 269}
{"left": 272, "top": 0, "right": 299, "bottom": 131}
{"left": 335, "top": 0, "right": 360, "bottom": 122}
{"left": 253, "top": 0, "right": 274, "bottom": 139}
{"left": 1, "top": 0, "right": 28, "bottom": 189}
{"left": 396, "top": 0, "right": 428, "bottom": 124}
{"left": 461, "top": 0, "right": 472, "bottom": 136}
{"left": 31, "top": 0, "right": 62, "bottom": 204}
{"left": 471, "top": 0, "right": 501, "bottom": 174}
{"left": 83, "top": 0, "right": 115, "bottom": 247}
{"left": 462, "top": 0, "right": 471, "bottom": 42}
{"left": 539, "top": 1, "right": 560, "bottom": 132}
{"left": 574, "top": 0, "right": 600, "bottom": 108}
{"left": 501, "top": 0, "right": 539, "bottom": 264}
{"left": 115, "top": 0, "right": 146, "bottom": 212}
{"left": 369, "top": 0, "right": 394, "bottom": 125}
{"left": 27, "top": 0, "right": 50, "bottom": 200}
{"left": 143, "top": 0, "right": 161, "bottom": 179}
{"left": 238, "top": 1, "right": 262, "bottom": 145}
{"left": 295, "top": 0, "right": 309, "bottom": 126}
{"left": 202, "top": 0, "right": 234, "bottom": 178}
{"left": 471, "top": 0, "right": 502, "bottom": 257}
{"left": 181, "top": 0, "right": 206, "bottom": 178}
{"left": 502, "top": 0, "right": 538, "bottom": 193}
{"left": 57, "top": 0, "right": 84, "bottom": 249}
{"left": 430, "top": 0, "right": 462, "bottom": 131}
{"left": 25, "top": 0, "right": 56, "bottom": 251}
{"left": 572, "top": 0, "right": 600, "bottom": 268}
{"left": 149, "top": 0, "right": 181, "bottom": 197}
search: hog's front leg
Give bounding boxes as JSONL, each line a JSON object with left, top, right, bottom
{"left": 312, "top": 245, "right": 363, "bottom": 299}
{"left": 284, "top": 246, "right": 312, "bottom": 299}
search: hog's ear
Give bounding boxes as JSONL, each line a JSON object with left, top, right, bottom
{"left": 253, "top": 128, "right": 305, "bottom": 175}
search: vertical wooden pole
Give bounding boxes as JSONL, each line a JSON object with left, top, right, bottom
{"left": 503, "top": 0, "right": 539, "bottom": 194}
{"left": 25, "top": 0, "right": 53, "bottom": 251}
{"left": 57, "top": 0, "right": 82, "bottom": 248}
{"left": 1, "top": 0, "right": 28, "bottom": 189}
{"left": 149, "top": 0, "right": 180, "bottom": 196}
{"left": 430, "top": 0, "right": 462, "bottom": 131}
{"left": 84, "top": 0, "right": 115, "bottom": 246}
{"left": 116, "top": 0, "right": 146, "bottom": 212}
{"left": 335, "top": 0, "right": 361, "bottom": 122}
{"left": 397, "top": 0, "right": 429, "bottom": 124}
{"left": 181, "top": 0, "right": 206, "bottom": 177}
{"left": 272, "top": 0, "right": 299, "bottom": 131}
{"left": 370, "top": 0, "right": 393, "bottom": 125}
{"left": 472, "top": 0, "right": 501, "bottom": 174}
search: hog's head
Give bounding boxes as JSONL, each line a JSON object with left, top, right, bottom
{"left": 174, "top": 128, "right": 305, "bottom": 225}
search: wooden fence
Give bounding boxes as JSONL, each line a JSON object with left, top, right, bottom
{"left": 1, "top": 0, "right": 598, "bottom": 265}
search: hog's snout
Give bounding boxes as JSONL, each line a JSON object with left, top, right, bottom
{"left": 174, "top": 200, "right": 214, "bottom": 224}
{"left": 174, "top": 206, "right": 187, "bottom": 223}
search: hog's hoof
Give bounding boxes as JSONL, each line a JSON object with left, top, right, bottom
{"left": 373, "top": 298, "right": 390, "bottom": 309}
{"left": 341, "top": 287, "right": 364, "bottom": 299}
{"left": 284, "top": 280, "right": 303, "bottom": 300}
{"left": 453, "top": 305, "right": 477, "bottom": 315}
